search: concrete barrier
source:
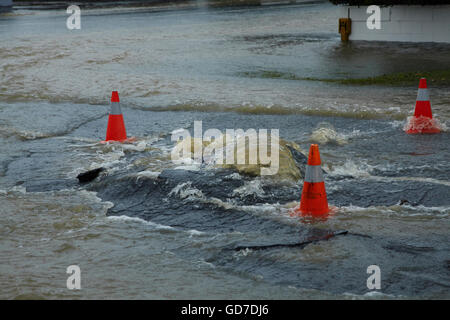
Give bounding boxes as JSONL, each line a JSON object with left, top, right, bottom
{"left": 340, "top": 5, "right": 450, "bottom": 43}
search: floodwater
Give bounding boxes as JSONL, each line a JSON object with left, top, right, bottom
{"left": 0, "top": 2, "right": 449, "bottom": 299}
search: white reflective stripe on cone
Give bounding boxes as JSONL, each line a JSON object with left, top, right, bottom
{"left": 304, "top": 164, "right": 324, "bottom": 183}
{"left": 416, "top": 89, "right": 430, "bottom": 102}
{"left": 110, "top": 102, "right": 122, "bottom": 115}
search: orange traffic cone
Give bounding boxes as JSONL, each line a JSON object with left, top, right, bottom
{"left": 405, "top": 78, "right": 441, "bottom": 134}
{"left": 298, "top": 144, "right": 329, "bottom": 217}
{"left": 104, "top": 91, "right": 127, "bottom": 142}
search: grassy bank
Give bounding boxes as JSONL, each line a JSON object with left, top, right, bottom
{"left": 241, "top": 70, "right": 450, "bottom": 86}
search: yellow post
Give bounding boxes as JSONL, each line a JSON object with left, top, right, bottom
{"left": 338, "top": 18, "right": 352, "bottom": 42}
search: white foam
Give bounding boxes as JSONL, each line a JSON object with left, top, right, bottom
{"left": 239, "top": 202, "right": 283, "bottom": 215}
{"left": 169, "top": 182, "right": 201, "bottom": 199}
{"left": 59, "top": 135, "right": 100, "bottom": 144}
{"left": 15, "top": 129, "right": 50, "bottom": 140}
{"left": 67, "top": 136, "right": 161, "bottom": 178}
{"left": 386, "top": 176, "right": 450, "bottom": 187}
{"left": 174, "top": 164, "right": 201, "bottom": 171}
{"left": 10, "top": 186, "right": 27, "bottom": 194}
{"left": 195, "top": 259, "right": 215, "bottom": 268}
{"left": 188, "top": 229, "right": 205, "bottom": 237}
{"left": 205, "top": 197, "right": 235, "bottom": 210}
{"left": 232, "top": 179, "right": 265, "bottom": 198}
{"left": 120, "top": 139, "right": 157, "bottom": 152}
{"left": 107, "top": 215, "right": 175, "bottom": 230}
{"left": 234, "top": 248, "right": 253, "bottom": 257}
{"left": 171, "top": 128, "right": 187, "bottom": 135}
{"left": 78, "top": 189, "right": 114, "bottom": 208}
{"left": 107, "top": 215, "right": 147, "bottom": 223}
{"left": 343, "top": 291, "right": 399, "bottom": 300}
{"left": 397, "top": 204, "right": 450, "bottom": 216}
{"left": 224, "top": 172, "right": 243, "bottom": 180}
{"left": 340, "top": 204, "right": 449, "bottom": 217}
{"left": 329, "top": 160, "right": 450, "bottom": 186}
{"left": 167, "top": 182, "right": 236, "bottom": 210}
{"left": 390, "top": 120, "right": 405, "bottom": 129}
{"left": 135, "top": 170, "right": 161, "bottom": 180}
{"left": 167, "top": 181, "right": 293, "bottom": 217}
{"left": 327, "top": 159, "right": 373, "bottom": 178}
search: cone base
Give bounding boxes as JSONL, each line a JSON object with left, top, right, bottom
{"left": 298, "top": 209, "right": 330, "bottom": 217}
{"left": 100, "top": 137, "right": 137, "bottom": 144}
{"left": 105, "top": 114, "right": 127, "bottom": 142}
{"left": 298, "top": 181, "right": 329, "bottom": 216}
{"left": 290, "top": 206, "right": 338, "bottom": 222}
{"left": 406, "top": 128, "right": 441, "bottom": 134}
{"left": 413, "top": 102, "right": 433, "bottom": 119}
{"left": 404, "top": 116, "right": 441, "bottom": 134}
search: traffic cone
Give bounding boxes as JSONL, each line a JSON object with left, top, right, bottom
{"left": 298, "top": 144, "right": 329, "bottom": 217}
{"left": 104, "top": 91, "right": 127, "bottom": 142}
{"left": 405, "top": 78, "right": 441, "bottom": 134}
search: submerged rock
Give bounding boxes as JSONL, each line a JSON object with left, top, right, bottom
{"left": 173, "top": 135, "right": 307, "bottom": 181}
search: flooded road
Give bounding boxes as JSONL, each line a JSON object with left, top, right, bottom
{"left": 0, "top": 2, "right": 449, "bottom": 299}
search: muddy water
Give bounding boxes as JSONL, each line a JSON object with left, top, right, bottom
{"left": 0, "top": 2, "right": 449, "bottom": 299}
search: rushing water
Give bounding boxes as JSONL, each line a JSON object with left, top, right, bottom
{"left": 0, "top": 2, "right": 449, "bottom": 299}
